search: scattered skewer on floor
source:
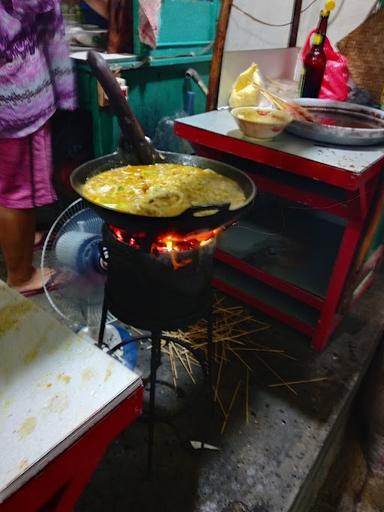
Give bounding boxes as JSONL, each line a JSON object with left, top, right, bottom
{"left": 156, "top": 295, "right": 328, "bottom": 432}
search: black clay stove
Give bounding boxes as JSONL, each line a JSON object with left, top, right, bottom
{"left": 97, "top": 223, "right": 218, "bottom": 472}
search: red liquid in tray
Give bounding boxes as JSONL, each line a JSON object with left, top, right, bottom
{"left": 312, "top": 109, "right": 384, "bottom": 129}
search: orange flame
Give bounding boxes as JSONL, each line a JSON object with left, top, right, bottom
{"left": 151, "top": 228, "right": 221, "bottom": 270}
{"left": 108, "top": 225, "right": 221, "bottom": 271}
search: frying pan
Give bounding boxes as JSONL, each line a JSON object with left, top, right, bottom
{"left": 70, "top": 51, "right": 256, "bottom": 232}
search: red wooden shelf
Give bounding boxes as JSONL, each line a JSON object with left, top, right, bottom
{"left": 175, "top": 111, "right": 384, "bottom": 350}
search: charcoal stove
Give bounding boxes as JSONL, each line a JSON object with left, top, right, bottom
{"left": 97, "top": 222, "right": 221, "bottom": 471}
{"left": 70, "top": 51, "right": 256, "bottom": 472}
{"left": 101, "top": 224, "right": 220, "bottom": 330}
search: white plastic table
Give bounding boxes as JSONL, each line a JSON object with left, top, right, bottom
{"left": 0, "top": 281, "right": 142, "bottom": 509}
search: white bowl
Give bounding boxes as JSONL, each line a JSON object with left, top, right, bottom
{"left": 231, "top": 107, "right": 293, "bottom": 141}
{"left": 73, "top": 28, "right": 107, "bottom": 47}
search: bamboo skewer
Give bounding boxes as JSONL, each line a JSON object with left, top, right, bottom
{"left": 254, "top": 353, "right": 298, "bottom": 396}
{"left": 259, "top": 88, "right": 315, "bottom": 123}
{"left": 233, "top": 347, "right": 286, "bottom": 353}
{"left": 174, "top": 344, "right": 196, "bottom": 384}
{"left": 156, "top": 297, "right": 315, "bottom": 434}
{"left": 221, "top": 380, "right": 242, "bottom": 434}
{"left": 185, "top": 352, "right": 194, "bottom": 377}
{"left": 169, "top": 344, "right": 177, "bottom": 389}
{"left": 276, "top": 353, "right": 298, "bottom": 361}
{"left": 215, "top": 390, "right": 227, "bottom": 418}
{"left": 223, "top": 328, "right": 268, "bottom": 339}
{"left": 214, "top": 345, "right": 226, "bottom": 402}
{"left": 228, "top": 348, "right": 253, "bottom": 372}
{"left": 268, "top": 377, "right": 329, "bottom": 388}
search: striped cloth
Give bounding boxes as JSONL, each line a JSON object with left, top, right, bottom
{"left": 0, "top": 0, "right": 77, "bottom": 138}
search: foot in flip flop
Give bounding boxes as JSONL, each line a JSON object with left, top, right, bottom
{"left": 12, "top": 268, "right": 57, "bottom": 298}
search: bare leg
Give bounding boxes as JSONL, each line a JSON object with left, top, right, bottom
{"left": 0, "top": 206, "right": 51, "bottom": 291}
{"left": 34, "top": 231, "right": 45, "bottom": 245}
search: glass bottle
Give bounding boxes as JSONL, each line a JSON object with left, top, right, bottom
{"left": 300, "top": 33, "right": 327, "bottom": 99}
{"left": 317, "top": 9, "right": 330, "bottom": 37}
{"left": 317, "top": 1, "right": 335, "bottom": 38}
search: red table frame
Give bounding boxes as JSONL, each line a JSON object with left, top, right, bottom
{"left": 1, "top": 385, "right": 143, "bottom": 512}
{"left": 174, "top": 120, "right": 384, "bottom": 351}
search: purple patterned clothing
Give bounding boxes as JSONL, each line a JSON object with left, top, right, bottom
{"left": 0, "top": 0, "right": 77, "bottom": 138}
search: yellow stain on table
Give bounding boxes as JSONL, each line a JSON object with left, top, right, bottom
{"left": 0, "top": 300, "right": 34, "bottom": 338}
{"left": 2, "top": 399, "right": 11, "bottom": 411}
{"left": 37, "top": 372, "right": 54, "bottom": 390}
{"left": 57, "top": 373, "right": 71, "bottom": 384}
{"left": 37, "top": 381, "right": 53, "bottom": 390}
{"left": 0, "top": 399, "right": 11, "bottom": 432}
{"left": 82, "top": 368, "right": 95, "bottom": 381}
{"left": 47, "top": 393, "right": 69, "bottom": 413}
{"left": 18, "top": 457, "right": 29, "bottom": 471}
{"left": 23, "top": 347, "right": 39, "bottom": 365}
{"left": 23, "top": 340, "right": 45, "bottom": 365}
{"left": 63, "top": 341, "right": 73, "bottom": 352}
{"left": 17, "top": 417, "right": 37, "bottom": 439}
{"left": 104, "top": 363, "right": 113, "bottom": 382}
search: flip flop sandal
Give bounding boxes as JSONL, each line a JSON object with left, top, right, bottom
{"left": 19, "top": 272, "right": 66, "bottom": 298}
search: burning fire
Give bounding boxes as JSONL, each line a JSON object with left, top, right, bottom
{"left": 109, "top": 227, "right": 147, "bottom": 250}
{"left": 151, "top": 230, "right": 220, "bottom": 270}
{"left": 152, "top": 230, "right": 220, "bottom": 253}
{"left": 108, "top": 225, "right": 221, "bottom": 270}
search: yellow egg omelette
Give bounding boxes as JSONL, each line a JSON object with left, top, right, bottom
{"left": 82, "top": 163, "right": 246, "bottom": 217}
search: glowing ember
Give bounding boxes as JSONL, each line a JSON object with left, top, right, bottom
{"left": 108, "top": 226, "right": 147, "bottom": 250}
{"left": 152, "top": 230, "right": 220, "bottom": 254}
{"left": 107, "top": 225, "right": 221, "bottom": 270}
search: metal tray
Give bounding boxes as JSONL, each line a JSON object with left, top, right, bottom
{"left": 286, "top": 99, "right": 384, "bottom": 146}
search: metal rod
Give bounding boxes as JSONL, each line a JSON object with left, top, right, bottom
{"left": 97, "top": 290, "right": 108, "bottom": 347}
{"left": 185, "top": 68, "right": 209, "bottom": 96}
{"left": 147, "top": 330, "right": 161, "bottom": 475}
{"left": 206, "top": 302, "right": 215, "bottom": 410}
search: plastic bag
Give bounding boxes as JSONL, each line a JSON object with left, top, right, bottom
{"left": 301, "top": 30, "right": 349, "bottom": 101}
{"left": 228, "top": 63, "right": 264, "bottom": 107}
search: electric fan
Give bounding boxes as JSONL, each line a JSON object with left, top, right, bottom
{"left": 41, "top": 198, "right": 107, "bottom": 333}
{"left": 41, "top": 199, "right": 137, "bottom": 350}
{"left": 40, "top": 199, "right": 139, "bottom": 365}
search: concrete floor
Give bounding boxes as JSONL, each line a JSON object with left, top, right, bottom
{"left": 76, "top": 280, "right": 383, "bottom": 512}
{"left": 2, "top": 246, "right": 384, "bottom": 512}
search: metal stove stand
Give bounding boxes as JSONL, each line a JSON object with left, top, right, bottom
{"left": 97, "top": 293, "right": 214, "bottom": 473}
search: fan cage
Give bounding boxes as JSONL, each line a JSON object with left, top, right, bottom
{"left": 41, "top": 198, "right": 115, "bottom": 333}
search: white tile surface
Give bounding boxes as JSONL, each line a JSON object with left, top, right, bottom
{"left": 0, "top": 281, "right": 141, "bottom": 503}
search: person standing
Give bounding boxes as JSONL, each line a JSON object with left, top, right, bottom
{"left": 0, "top": 0, "right": 77, "bottom": 296}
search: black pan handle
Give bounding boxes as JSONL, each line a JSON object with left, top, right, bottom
{"left": 184, "top": 202, "right": 231, "bottom": 219}
{"left": 87, "top": 51, "right": 158, "bottom": 164}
